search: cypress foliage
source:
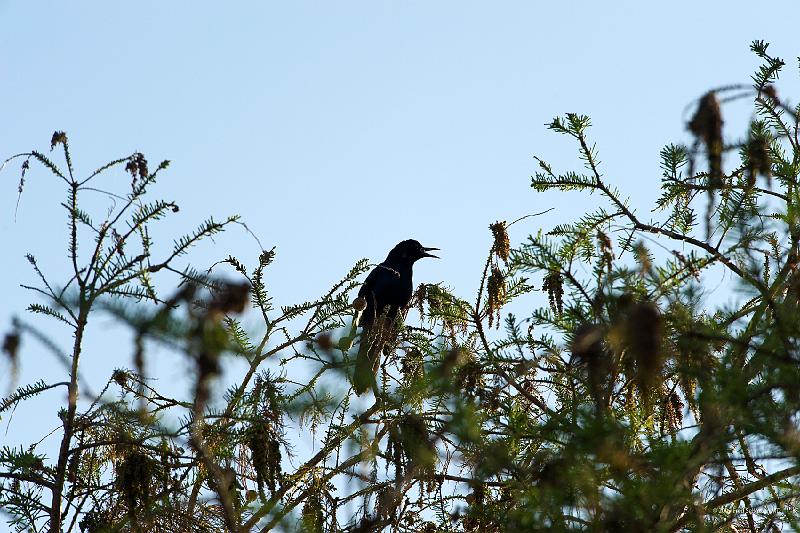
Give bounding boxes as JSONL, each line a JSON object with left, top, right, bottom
{"left": 3, "top": 40, "right": 800, "bottom": 532}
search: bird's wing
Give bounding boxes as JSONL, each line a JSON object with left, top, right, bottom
{"left": 358, "top": 267, "right": 383, "bottom": 326}
{"left": 354, "top": 267, "right": 387, "bottom": 393}
{"left": 357, "top": 267, "right": 381, "bottom": 298}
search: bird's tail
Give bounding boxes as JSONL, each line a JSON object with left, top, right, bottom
{"left": 352, "top": 317, "right": 393, "bottom": 395}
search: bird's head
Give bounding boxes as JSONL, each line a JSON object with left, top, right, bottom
{"left": 386, "top": 239, "right": 439, "bottom": 265}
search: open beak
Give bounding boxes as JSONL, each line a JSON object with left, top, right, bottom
{"left": 422, "top": 246, "right": 440, "bottom": 259}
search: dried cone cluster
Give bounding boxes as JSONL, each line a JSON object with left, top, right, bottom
{"left": 125, "top": 152, "right": 150, "bottom": 186}
{"left": 489, "top": 221, "right": 510, "bottom": 263}
{"left": 50, "top": 131, "right": 68, "bottom": 150}
{"left": 399, "top": 413, "right": 436, "bottom": 472}
{"left": 385, "top": 413, "right": 437, "bottom": 486}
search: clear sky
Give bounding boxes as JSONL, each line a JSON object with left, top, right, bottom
{"left": 1, "top": 1, "right": 799, "bottom": 523}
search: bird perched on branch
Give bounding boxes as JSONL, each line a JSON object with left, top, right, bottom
{"left": 352, "top": 239, "right": 439, "bottom": 395}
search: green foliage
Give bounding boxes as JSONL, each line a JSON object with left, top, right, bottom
{"left": 4, "top": 40, "right": 800, "bottom": 533}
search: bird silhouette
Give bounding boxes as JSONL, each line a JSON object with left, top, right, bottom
{"left": 352, "top": 239, "right": 438, "bottom": 395}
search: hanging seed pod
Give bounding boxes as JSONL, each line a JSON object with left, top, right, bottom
{"left": 625, "top": 301, "right": 664, "bottom": 400}
{"left": 455, "top": 353, "right": 482, "bottom": 400}
{"left": 665, "top": 391, "right": 685, "bottom": 434}
{"left": 247, "top": 422, "right": 270, "bottom": 491}
{"left": 2, "top": 331, "right": 20, "bottom": 360}
{"left": 542, "top": 272, "right": 564, "bottom": 316}
{"left": 386, "top": 426, "right": 404, "bottom": 480}
{"left": 247, "top": 421, "right": 281, "bottom": 495}
{"left": 597, "top": 230, "right": 613, "bottom": 274}
{"left": 401, "top": 348, "right": 425, "bottom": 387}
{"left": 414, "top": 284, "right": 427, "bottom": 317}
{"left": 301, "top": 486, "right": 324, "bottom": 533}
{"left": 376, "top": 486, "right": 401, "bottom": 521}
{"left": 269, "top": 438, "right": 282, "bottom": 484}
{"left": 487, "top": 267, "right": 506, "bottom": 328}
{"left": 209, "top": 280, "right": 250, "bottom": 316}
{"left": 399, "top": 414, "right": 436, "bottom": 471}
{"left": 116, "top": 450, "right": 156, "bottom": 512}
{"left": 746, "top": 132, "right": 772, "bottom": 186}
{"left": 78, "top": 510, "right": 111, "bottom": 533}
{"left": 688, "top": 92, "right": 724, "bottom": 187}
{"left": 67, "top": 449, "right": 81, "bottom": 483}
{"left": 571, "top": 323, "right": 609, "bottom": 415}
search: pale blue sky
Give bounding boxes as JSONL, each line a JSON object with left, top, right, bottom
{"left": 5, "top": 3, "right": 798, "bottom": 312}
{"left": 1, "top": 1, "right": 799, "bottom": 522}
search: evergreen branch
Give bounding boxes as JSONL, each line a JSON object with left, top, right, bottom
{"left": 28, "top": 151, "right": 68, "bottom": 184}
{"left": 0, "top": 380, "right": 69, "bottom": 413}
{"left": 242, "top": 402, "right": 384, "bottom": 530}
{"left": 77, "top": 156, "right": 129, "bottom": 187}
{"left": 0, "top": 471, "right": 55, "bottom": 492}
{"left": 67, "top": 183, "right": 81, "bottom": 286}
{"left": 86, "top": 195, "right": 175, "bottom": 294}
{"left": 25, "top": 303, "right": 74, "bottom": 327}
{"left": 23, "top": 254, "right": 58, "bottom": 301}
{"left": 578, "top": 125, "right": 760, "bottom": 289}
{"left": 259, "top": 431, "right": 390, "bottom": 531}
{"left": 169, "top": 216, "right": 238, "bottom": 260}
{"left": 669, "top": 464, "right": 800, "bottom": 531}
{"left": 97, "top": 216, "right": 238, "bottom": 295}
{"left": 662, "top": 175, "right": 787, "bottom": 202}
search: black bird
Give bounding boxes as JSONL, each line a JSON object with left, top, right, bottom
{"left": 353, "top": 239, "right": 438, "bottom": 394}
